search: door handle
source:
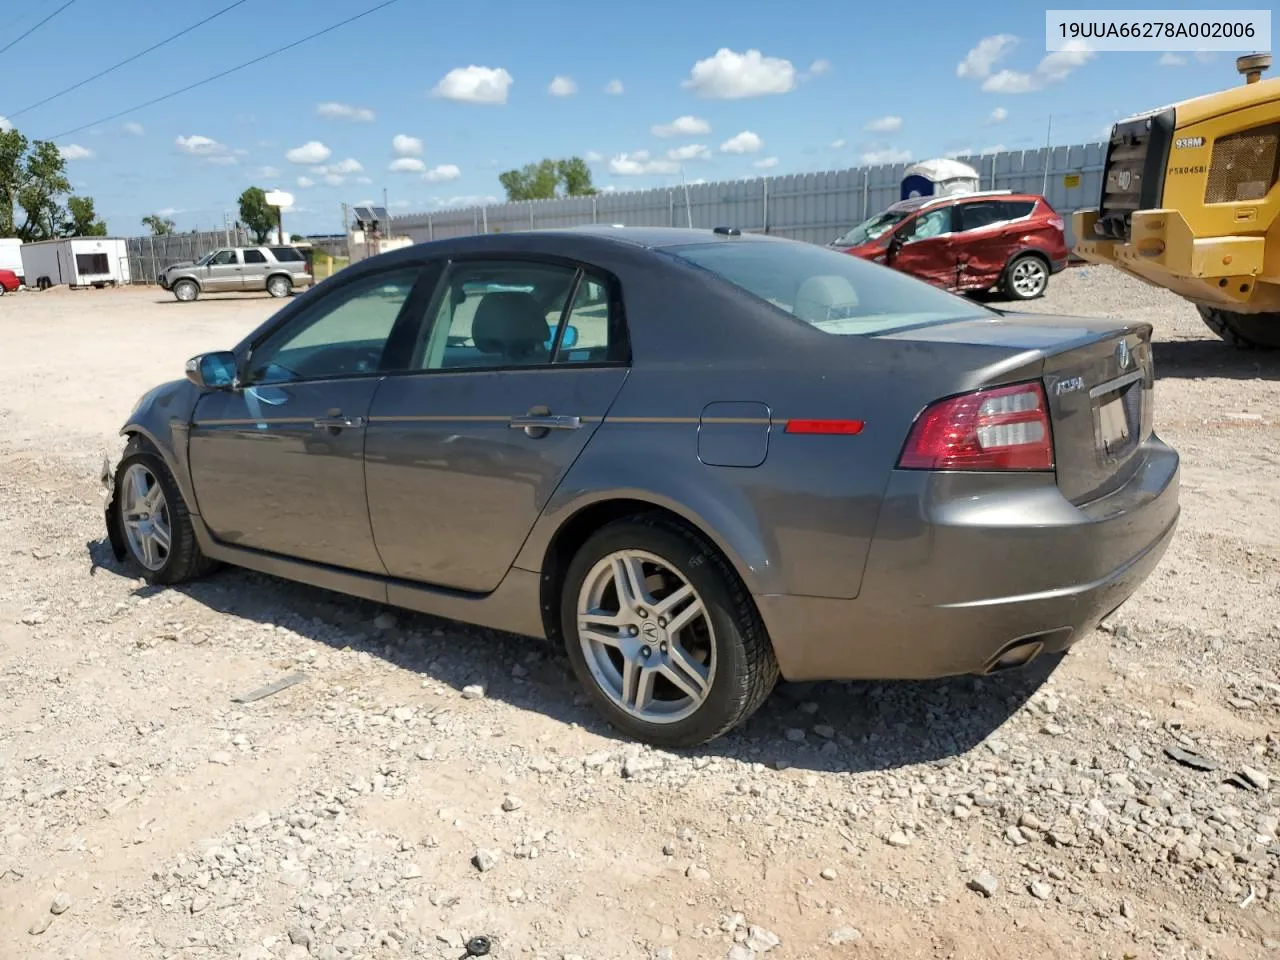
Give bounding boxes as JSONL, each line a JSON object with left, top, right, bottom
{"left": 508, "top": 414, "right": 582, "bottom": 430}
{"left": 313, "top": 415, "right": 365, "bottom": 430}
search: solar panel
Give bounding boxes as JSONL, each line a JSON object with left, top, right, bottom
{"left": 371, "top": 206, "right": 390, "bottom": 223}
{"left": 352, "top": 205, "right": 376, "bottom": 223}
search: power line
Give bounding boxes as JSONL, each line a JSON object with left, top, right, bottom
{"left": 0, "top": 0, "right": 78, "bottom": 57}
{"left": 45, "top": 0, "right": 404, "bottom": 141}
{"left": 7, "top": 0, "right": 251, "bottom": 121}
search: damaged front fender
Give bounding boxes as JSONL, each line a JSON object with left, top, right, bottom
{"left": 101, "top": 452, "right": 127, "bottom": 562}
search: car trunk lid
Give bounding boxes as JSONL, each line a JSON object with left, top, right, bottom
{"left": 876, "top": 312, "right": 1154, "bottom": 503}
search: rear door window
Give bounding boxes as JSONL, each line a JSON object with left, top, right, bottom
{"left": 955, "top": 201, "right": 1009, "bottom": 232}
{"left": 243, "top": 249, "right": 267, "bottom": 264}
{"left": 1002, "top": 200, "right": 1036, "bottom": 219}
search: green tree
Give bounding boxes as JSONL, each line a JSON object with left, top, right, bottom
{"left": 0, "top": 130, "right": 85, "bottom": 241}
{"left": 237, "top": 186, "right": 275, "bottom": 243}
{"left": 498, "top": 156, "right": 597, "bottom": 202}
{"left": 141, "top": 213, "right": 176, "bottom": 235}
{"left": 64, "top": 196, "right": 106, "bottom": 236}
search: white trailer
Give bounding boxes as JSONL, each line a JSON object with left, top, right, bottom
{"left": 19, "top": 237, "right": 131, "bottom": 290}
{"left": 0, "top": 238, "right": 23, "bottom": 283}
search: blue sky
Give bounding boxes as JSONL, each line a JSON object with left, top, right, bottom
{"left": 0, "top": 0, "right": 1253, "bottom": 235}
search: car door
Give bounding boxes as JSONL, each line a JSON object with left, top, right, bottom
{"left": 186, "top": 263, "right": 433, "bottom": 573}
{"left": 951, "top": 199, "right": 1017, "bottom": 291}
{"left": 241, "top": 248, "right": 269, "bottom": 291}
{"left": 364, "top": 257, "right": 629, "bottom": 593}
{"left": 887, "top": 205, "right": 958, "bottom": 289}
{"left": 204, "top": 248, "right": 244, "bottom": 291}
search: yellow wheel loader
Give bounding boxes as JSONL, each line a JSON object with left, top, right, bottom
{"left": 1073, "top": 53, "right": 1280, "bottom": 348}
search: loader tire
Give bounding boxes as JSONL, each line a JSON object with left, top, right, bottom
{"left": 1196, "top": 305, "right": 1280, "bottom": 351}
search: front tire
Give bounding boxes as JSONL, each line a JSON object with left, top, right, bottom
{"left": 173, "top": 279, "right": 199, "bottom": 302}
{"left": 111, "top": 438, "right": 215, "bottom": 585}
{"left": 267, "top": 275, "right": 292, "bottom": 298}
{"left": 560, "top": 516, "right": 779, "bottom": 748}
{"left": 1196, "top": 305, "right": 1280, "bottom": 350}
{"left": 1001, "top": 253, "right": 1049, "bottom": 300}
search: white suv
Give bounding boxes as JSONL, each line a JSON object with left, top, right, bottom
{"left": 160, "top": 246, "right": 314, "bottom": 302}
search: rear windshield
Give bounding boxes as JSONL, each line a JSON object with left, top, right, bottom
{"left": 664, "top": 239, "right": 993, "bottom": 335}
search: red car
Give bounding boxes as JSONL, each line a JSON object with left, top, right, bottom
{"left": 829, "top": 190, "right": 1069, "bottom": 300}
{"left": 0, "top": 269, "right": 20, "bottom": 294}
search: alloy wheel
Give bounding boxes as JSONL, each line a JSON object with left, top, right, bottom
{"left": 1010, "top": 258, "right": 1047, "bottom": 297}
{"left": 121, "top": 463, "right": 172, "bottom": 571}
{"left": 576, "top": 549, "right": 717, "bottom": 724}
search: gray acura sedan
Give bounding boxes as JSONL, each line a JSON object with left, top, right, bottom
{"left": 104, "top": 226, "right": 1179, "bottom": 746}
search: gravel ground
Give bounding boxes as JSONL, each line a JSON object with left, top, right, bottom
{"left": 1, "top": 268, "right": 1278, "bottom": 960}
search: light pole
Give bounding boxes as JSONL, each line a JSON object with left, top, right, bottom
{"left": 264, "top": 189, "right": 294, "bottom": 244}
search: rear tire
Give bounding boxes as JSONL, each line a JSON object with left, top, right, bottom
{"left": 111, "top": 437, "right": 217, "bottom": 585}
{"left": 267, "top": 275, "right": 292, "bottom": 298}
{"left": 559, "top": 515, "right": 779, "bottom": 748}
{"left": 1196, "top": 305, "right": 1280, "bottom": 350}
{"left": 173, "top": 279, "right": 199, "bottom": 302}
{"left": 1001, "top": 253, "right": 1050, "bottom": 300}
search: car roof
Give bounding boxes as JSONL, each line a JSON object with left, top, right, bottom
{"left": 533, "top": 225, "right": 788, "bottom": 249}
{"left": 886, "top": 191, "right": 1043, "bottom": 214}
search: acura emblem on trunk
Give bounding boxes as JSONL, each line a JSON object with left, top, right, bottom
{"left": 1116, "top": 340, "right": 1131, "bottom": 369}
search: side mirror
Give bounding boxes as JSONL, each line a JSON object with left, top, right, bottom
{"left": 185, "top": 351, "right": 238, "bottom": 389}
{"left": 560, "top": 324, "right": 579, "bottom": 349}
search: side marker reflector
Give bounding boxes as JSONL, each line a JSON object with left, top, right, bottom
{"left": 784, "top": 419, "right": 865, "bottom": 435}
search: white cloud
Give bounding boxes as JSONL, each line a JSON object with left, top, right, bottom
{"left": 652, "top": 115, "right": 711, "bottom": 138}
{"left": 682, "top": 48, "right": 797, "bottom": 99}
{"left": 957, "top": 34, "right": 1018, "bottom": 78}
{"left": 945, "top": 147, "right": 973, "bottom": 159}
{"left": 431, "top": 194, "right": 499, "bottom": 209}
{"left": 0, "top": 115, "right": 11, "bottom": 131}
{"left": 297, "top": 176, "right": 316, "bottom": 188}
{"left": 829, "top": 138, "right": 846, "bottom": 149}
{"left": 175, "top": 134, "right": 224, "bottom": 156}
{"left": 1159, "top": 52, "right": 1187, "bottom": 66}
{"left": 323, "top": 174, "right": 345, "bottom": 186}
{"left": 423, "top": 163, "right": 462, "bottom": 182}
{"left": 861, "top": 147, "right": 912, "bottom": 164}
{"left": 157, "top": 207, "right": 181, "bottom": 217}
{"left": 753, "top": 156, "right": 780, "bottom": 169}
{"left": 124, "top": 121, "right": 145, "bottom": 136}
{"left": 316, "top": 101, "right": 376, "bottom": 122}
{"left": 980, "top": 40, "right": 1095, "bottom": 93}
{"left": 604, "top": 79, "right": 624, "bottom": 95}
{"left": 584, "top": 150, "right": 603, "bottom": 162}
{"left": 986, "top": 106, "right": 1009, "bottom": 125}
{"left": 609, "top": 150, "right": 679, "bottom": 175}
{"left": 1194, "top": 51, "right": 1216, "bottom": 63}
{"left": 393, "top": 134, "right": 424, "bottom": 157}
{"left": 864, "top": 115, "right": 902, "bottom": 133}
{"left": 356, "top": 176, "right": 373, "bottom": 184}
{"left": 431, "top": 65, "right": 513, "bottom": 104}
{"left": 59, "top": 143, "right": 95, "bottom": 161}
{"left": 286, "top": 141, "right": 332, "bottom": 164}
{"left": 720, "top": 130, "right": 763, "bottom": 154}
{"left": 390, "top": 157, "right": 427, "bottom": 173}
{"left": 667, "top": 143, "right": 710, "bottom": 161}
{"left": 807, "top": 58, "right": 831, "bottom": 75}
{"left": 258, "top": 165, "right": 281, "bottom": 178}
{"left": 548, "top": 75, "right": 577, "bottom": 97}
{"left": 979, "top": 144, "right": 1006, "bottom": 154}
{"left": 325, "top": 158, "right": 363, "bottom": 175}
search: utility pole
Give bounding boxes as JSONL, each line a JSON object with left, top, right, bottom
{"left": 383, "top": 187, "right": 390, "bottom": 238}
{"left": 1041, "top": 114, "right": 1053, "bottom": 196}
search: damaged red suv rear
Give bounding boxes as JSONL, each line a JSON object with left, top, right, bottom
{"left": 830, "top": 191, "right": 1069, "bottom": 301}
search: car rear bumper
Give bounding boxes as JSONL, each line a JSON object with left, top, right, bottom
{"left": 757, "top": 435, "right": 1180, "bottom": 681}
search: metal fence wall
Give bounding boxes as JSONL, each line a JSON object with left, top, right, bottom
{"left": 126, "top": 227, "right": 253, "bottom": 284}
{"left": 392, "top": 142, "right": 1107, "bottom": 251}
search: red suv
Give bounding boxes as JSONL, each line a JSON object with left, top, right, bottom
{"left": 829, "top": 191, "right": 1068, "bottom": 300}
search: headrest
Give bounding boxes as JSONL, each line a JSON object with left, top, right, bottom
{"left": 793, "top": 274, "right": 859, "bottom": 322}
{"left": 472, "top": 291, "right": 551, "bottom": 356}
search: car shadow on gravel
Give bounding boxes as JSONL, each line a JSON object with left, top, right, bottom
{"left": 1150, "top": 339, "right": 1280, "bottom": 382}
{"left": 88, "top": 538, "right": 1061, "bottom": 774}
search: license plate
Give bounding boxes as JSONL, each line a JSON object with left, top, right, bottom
{"left": 1098, "top": 396, "right": 1129, "bottom": 452}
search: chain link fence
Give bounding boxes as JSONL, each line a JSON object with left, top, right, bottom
{"left": 126, "top": 228, "right": 254, "bottom": 285}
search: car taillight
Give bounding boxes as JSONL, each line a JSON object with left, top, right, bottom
{"left": 898, "top": 381, "right": 1054, "bottom": 471}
